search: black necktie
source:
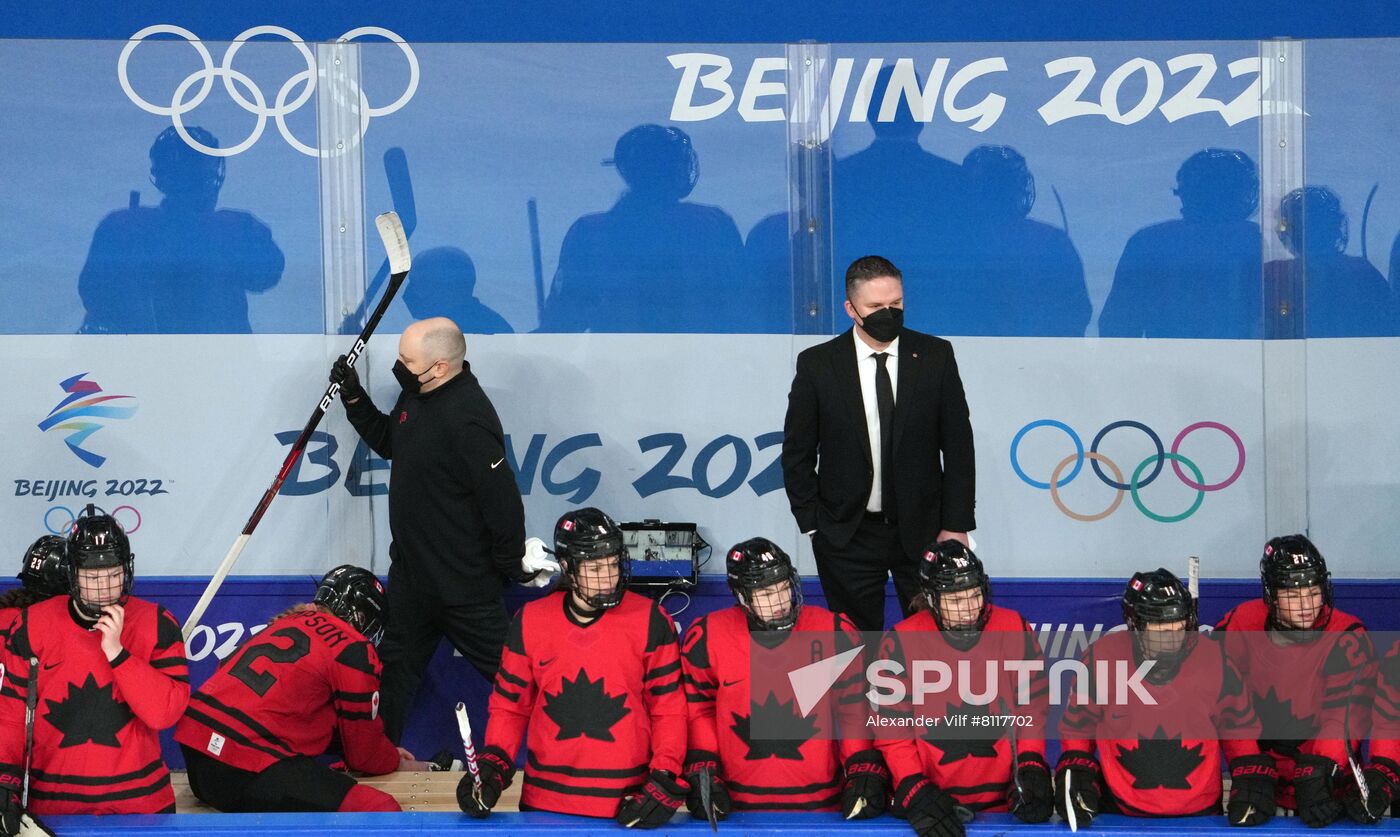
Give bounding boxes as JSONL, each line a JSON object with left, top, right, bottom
{"left": 874, "top": 352, "right": 896, "bottom": 519}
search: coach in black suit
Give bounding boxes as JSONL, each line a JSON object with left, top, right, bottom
{"left": 781, "top": 255, "right": 976, "bottom": 631}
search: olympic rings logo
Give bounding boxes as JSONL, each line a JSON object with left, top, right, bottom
{"left": 1009, "top": 420, "right": 1246, "bottom": 523}
{"left": 44, "top": 505, "right": 142, "bottom": 536}
{"left": 118, "top": 25, "right": 419, "bottom": 157}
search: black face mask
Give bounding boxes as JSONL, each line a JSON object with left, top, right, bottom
{"left": 392, "top": 359, "right": 431, "bottom": 394}
{"left": 858, "top": 305, "right": 903, "bottom": 343}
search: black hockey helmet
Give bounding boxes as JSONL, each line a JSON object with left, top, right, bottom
{"left": 67, "top": 504, "right": 134, "bottom": 619}
{"left": 725, "top": 537, "right": 802, "bottom": 631}
{"left": 554, "top": 507, "right": 628, "bottom": 610}
{"left": 1122, "top": 568, "right": 1198, "bottom": 680}
{"left": 1261, "top": 534, "right": 1333, "bottom": 631}
{"left": 1175, "top": 148, "right": 1258, "bottom": 222}
{"left": 918, "top": 539, "right": 992, "bottom": 634}
{"left": 963, "top": 145, "right": 1035, "bottom": 219}
{"left": 314, "top": 565, "right": 388, "bottom": 646}
{"left": 20, "top": 535, "right": 70, "bottom": 599}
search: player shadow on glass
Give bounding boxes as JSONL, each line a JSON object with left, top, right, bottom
{"left": 741, "top": 148, "right": 834, "bottom": 335}
{"left": 1099, "top": 149, "right": 1262, "bottom": 339}
{"left": 402, "top": 247, "right": 512, "bottom": 334}
{"left": 1264, "top": 185, "right": 1397, "bottom": 339}
{"left": 536, "top": 124, "right": 745, "bottom": 333}
{"left": 948, "top": 145, "right": 1090, "bottom": 337}
{"left": 832, "top": 64, "right": 967, "bottom": 336}
{"left": 77, "top": 126, "right": 285, "bottom": 334}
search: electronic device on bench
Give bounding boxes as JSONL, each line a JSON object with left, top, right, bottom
{"left": 619, "top": 519, "right": 706, "bottom": 590}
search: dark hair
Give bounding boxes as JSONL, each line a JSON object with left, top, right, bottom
{"left": 845, "top": 255, "right": 903, "bottom": 298}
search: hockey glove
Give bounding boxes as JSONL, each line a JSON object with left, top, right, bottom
{"left": 1293, "top": 753, "right": 1344, "bottom": 828}
{"left": 896, "top": 776, "right": 966, "bottom": 837}
{"left": 1226, "top": 753, "right": 1278, "bottom": 826}
{"left": 1345, "top": 755, "right": 1399, "bottom": 824}
{"left": 1054, "top": 750, "right": 1104, "bottom": 829}
{"left": 682, "top": 751, "right": 731, "bottom": 822}
{"left": 518, "top": 537, "right": 560, "bottom": 588}
{"left": 617, "top": 769, "right": 687, "bottom": 829}
{"left": 329, "top": 355, "right": 366, "bottom": 403}
{"left": 456, "top": 746, "right": 513, "bottom": 818}
{"left": 0, "top": 790, "right": 18, "bottom": 837}
{"left": 841, "top": 749, "right": 891, "bottom": 820}
{"left": 1009, "top": 751, "right": 1054, "bottom": 824}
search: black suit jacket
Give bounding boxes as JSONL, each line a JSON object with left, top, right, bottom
{"left": 781, "top": 328, "right": 976, "bottom": 557}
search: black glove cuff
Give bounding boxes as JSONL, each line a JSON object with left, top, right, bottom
{"left": 1370, "top": 755, "right": 1400, "bottom": 791}
{"left": 1230, "top": 753, "right": 1279, "bottom": 782}
{"left": 1293, "top": 753, "right": 1337, "bottom": 785}
{"left": 1016, "top": 751, "right": 1050, "bottom": 774}
{"left": 844, "top": 750, "right": 891, "bottom": 782}
{"left": 683, "top": 749, "right": 720, "bottom": 779}
{"left": 479, "top": 745, "right": 515, "bottom": 784}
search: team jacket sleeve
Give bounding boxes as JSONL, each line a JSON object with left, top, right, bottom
{"left": 344, "top": 390, "right": 395, "bottom": 459}
{"left": 1058, "top": 646, "right": 1101, "bottom": 756}
{"left": 937, "top": 345, "right": 977, "bottom": 533}
{"left": 456, "top": 422, "right": 527, "bottom": 578}
{"left": 780, "top": 351, "right": 821, "bottom": 534}
{"left": 110, "top": 606, "right": 189, "bottom": 731}
{"left": 0, "top": 614, "right": 33, "bottom": 795}
{"left": 680, "top": 616, "right": 720, "bottom": 765}
{"left": 1304, "top": 625, "right": 1376, "bottom": 766}
{"left": 643, "top": 605, "right": 686, "bottom": 775}
{"left": 1370, "top": 637, "right": 1400, "bottom": 764}
{"left": 1214, "top": 641, "right": 1262, "bottom": 762}
{"left": 834, "top": 613, "right": 878, "bottom": 764}
{"left": 484, "top": 610, "right": 537, "bottom": 762}
{"left": 873, "top": 629, "right": 926, "bottom": 786}
{"left": 1013, "top": 617, "right": 1051, "bottom": 757}
{"left": 330, "top": 640, "right": 400, "bottom": 775}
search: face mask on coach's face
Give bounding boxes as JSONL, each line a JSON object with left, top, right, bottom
{"left": 392, "top": 359, "right": 435, "bottom": 394}
{"left": 857, "top": 305, "right": 903, "bottom": 343}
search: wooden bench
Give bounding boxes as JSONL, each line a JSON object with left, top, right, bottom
{"left": 170, "top": 770, "right": 522, "bottom": 813}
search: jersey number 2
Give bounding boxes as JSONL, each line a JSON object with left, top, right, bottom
{"left": 229, "top": 627, "right": 311, "bottom": 696}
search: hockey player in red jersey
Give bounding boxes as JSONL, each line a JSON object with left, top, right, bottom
{"left": 0, "top": 506, "right": 189, "bottom": 822}
{"left": 1345, "top": 634, "right": 1400, "bottom": 823}
{"left": 458, "top": 507, "right": 688, "bottom": 827}
{"left": 176, "top": 565, "right": 416, "bottom": 812}
{"left": 0, "top": 537, "right": 71, "bottom": 636}
{"left": 679, "top": 537, "right": 888, "bottom": 821}
{"left": 876, "top": 541, "right": 1052, "bottom": 837}
{"left": 1215, "top": 534, "right": 1375, "bottom": 826}
{"left": 1055, "top": 568, "right": 1274, "bottom": 828}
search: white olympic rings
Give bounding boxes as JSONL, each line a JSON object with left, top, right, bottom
{"left": 118, "top": 24, "right": 419, "bottom": 157}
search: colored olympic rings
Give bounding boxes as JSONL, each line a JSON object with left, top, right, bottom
{"left": 1010, "top": 420, "right": 1245, "bottom": 522}
{"left": 44, "top": 505, "right": 142, "bottom": 536}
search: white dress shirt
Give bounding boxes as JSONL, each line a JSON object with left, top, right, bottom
{"left": 853, "top": 332, "right": 899, "bottom": 513}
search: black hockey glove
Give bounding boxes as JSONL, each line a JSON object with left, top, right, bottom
{"left": 1009, "top": 751, "right": 1054, "bottom": 824}
{"left": 617, "top": 769, "right": 687, "bottom": 829}
{"left": 1345, "top": 755, "right": 1399, "bottom": 824}
{"left": 896, "top": 776, "right": 965, "bottom": 837}
{"left": 1054, "top": 750, "right": 1103, "bottom": 829}
{"left": 0, "top": 790, "right": 18, "bottom": 837}
{"left": 1226, "top": 753, "right": 1278, "bottom": 826}
{"left": 682, "top": 751, "right": 731, "bottom": 822}
{"left": 329, "top": 355, "right": 366, "bottom": 403}
{"left": 1293, "top": 753, "right": 1344, "bottom": 828}
{"left": 841, "top": 749, "right": 891, "bottom": 819}
{"left": 456, "top": 746, "right": 513, "bottom": 819}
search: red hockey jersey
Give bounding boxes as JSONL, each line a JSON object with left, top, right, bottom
{"left": 875, "top": 605, "right": 1049, "bottom": 812}
{"left": 485, "top": 591, "right": 686, "bottom": 818}
{"left": 0, "top": 595, "right": 188, "bottom": 815}
{"left": 1060, "top": 630, "right": 1259, "bottom": 817}
{"left": 1371, "top": 635, "right": 1400, "bottom": 765}
{"left": 1215, "top": 599, "right": 1374, "bottom": 808}
{"left": 175, "top": 607, "right": 398, "bottom": 775}
{"left": 680, "top": 604, "right": 872, "bottom": 811}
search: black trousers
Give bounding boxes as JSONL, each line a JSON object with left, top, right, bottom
{"left": 813, "top": 515, "right": 920, "bottom": 633}
{"left": 378, "top": 560, "right": 510, "bottom": 743}
{"left": 182, "top": 746, "right": 354, "bottom": 812}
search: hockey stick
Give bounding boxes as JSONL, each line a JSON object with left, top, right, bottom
{"left": 1007, "top": 720, "right": 1025, "bottom": 816}
{"left": 340, "top": 148, "right": 417, "bottom": 335}
{"left": 183, "top": 212, "right": 412, "bottom": 638}
{"left": 1064, "top": 770, "right": 1077, "bottom": 832}
{"left": 699, "top": 765, "right": 717, "bottom": 830}
{"left": 20, "top": 657, "right": 36, "bottom": 809}
{"left": 454, "top": 702, "right": 483, "bottom": 804}
{"left": 1187, "top": 555, "right": 1200, "bottom": 600}
{"left": 1341, "top": 641, "right": 1371, "bottom": 810}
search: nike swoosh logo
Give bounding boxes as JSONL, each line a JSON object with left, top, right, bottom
{"left": 540, "top": 657, "right": 557, "bottom": 666}
{"left": 722, "top": 679, "right": 742, "bottom": 687}
{"left": 490, "top": 458, "right": 505, "bottom": 469}
{"left": 42, "top": 662, "right": 61, "bottom": 671}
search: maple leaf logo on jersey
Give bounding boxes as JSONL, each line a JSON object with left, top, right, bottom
{"left": 924, "top": 699, "right": 1001, "bottom": 764}
{"left": 1118, "top": 726, "right": 1205, "bottom": 789}
{"left": 731, "top": 693, "right": 818, "bottom": 760}
{"left": 1254, "top": 687, "right": 1319, "bottom": 755}
{"left": 44, "top": 674, "right": 133, "bottom": 748}
{"left": 543, "top": 669, "right": 630, "bottom": 742}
